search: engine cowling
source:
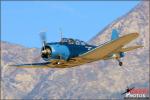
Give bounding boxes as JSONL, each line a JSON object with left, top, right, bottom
{"left": 41, "top": 44, "right": 70, "bottom": 61}
{"left": 41, "top": 46, "right": 52, "bottom": 59}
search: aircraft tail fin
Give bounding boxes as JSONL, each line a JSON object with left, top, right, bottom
{"left": 111, "top": 29, "right": 119, "bottom": 41}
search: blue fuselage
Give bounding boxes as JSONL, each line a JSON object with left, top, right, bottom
{"left": 42, "top": 42, "right": 96, "bottom": 61}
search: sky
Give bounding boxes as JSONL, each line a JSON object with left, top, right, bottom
{"left": 1, "top": 1, "right": 140, "bottom": 48}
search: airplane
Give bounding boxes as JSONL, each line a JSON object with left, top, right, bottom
{"left": 10, "top": 29, "right": 143, "bottom": 68}
{"left": 121, "top": 86, "right": 135, "bottom": 95}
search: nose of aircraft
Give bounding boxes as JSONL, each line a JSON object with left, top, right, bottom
{"left": 41, "top": 46, "right": 51, "bottom": 59}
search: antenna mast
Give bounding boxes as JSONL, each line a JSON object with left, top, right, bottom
{"left": 59, "top": 28, "right": 63, "bottom": 41}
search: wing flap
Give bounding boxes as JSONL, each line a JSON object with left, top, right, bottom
{"left": 115, "top": 45, "right": 143, "bottom": 52}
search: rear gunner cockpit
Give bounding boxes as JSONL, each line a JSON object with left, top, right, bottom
{"left": 60, "top": 38, "right": 87, "bottom": 45}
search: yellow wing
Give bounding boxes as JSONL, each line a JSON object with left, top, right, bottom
{"left": 79, "top": 33, "right": 140, "bottom": 61}
{"left": 10, "top": 59, "right": 87, "bottom": 68}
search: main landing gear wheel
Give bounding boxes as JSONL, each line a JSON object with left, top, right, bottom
{"left": 119, "top": 62, "right": 123, "bottom": 66}
{"left": 117, "top": 58, "right": 123, "bottom": 66}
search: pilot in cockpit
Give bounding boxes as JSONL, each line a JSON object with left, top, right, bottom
{"left": 68, "top": 38, "right": 75, "bottom": 44}
{"left": 60, "top": 38, "right": 75, "bottom": 44}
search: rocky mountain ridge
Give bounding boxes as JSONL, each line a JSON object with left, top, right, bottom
{"left": 1, "top": 1, "right": 149, "bottom": 99}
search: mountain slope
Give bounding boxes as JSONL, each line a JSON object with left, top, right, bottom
{"left": 1, "top": 1, "right": 149, "bottom": 99}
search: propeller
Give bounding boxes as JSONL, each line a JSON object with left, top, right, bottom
{"left": 40, "top": 31, "right": 47, "bottom": 50}
{"left": 39, "top": 31, "right": 52, "bottom": 59}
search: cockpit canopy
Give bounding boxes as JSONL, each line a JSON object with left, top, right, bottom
{"left": 60, "top": 38, "right": 87, "bottom": 45}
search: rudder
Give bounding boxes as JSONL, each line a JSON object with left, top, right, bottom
{"left": 111, "top": 29, "right": 119, "bottom": 40}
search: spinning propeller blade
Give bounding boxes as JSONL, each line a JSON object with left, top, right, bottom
{"left": 40, "top": 31, "right": 47, "bottom": 49}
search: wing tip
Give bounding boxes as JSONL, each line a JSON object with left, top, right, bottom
{"left": 131, "top": 32, "right": 139, "bottom": 38}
